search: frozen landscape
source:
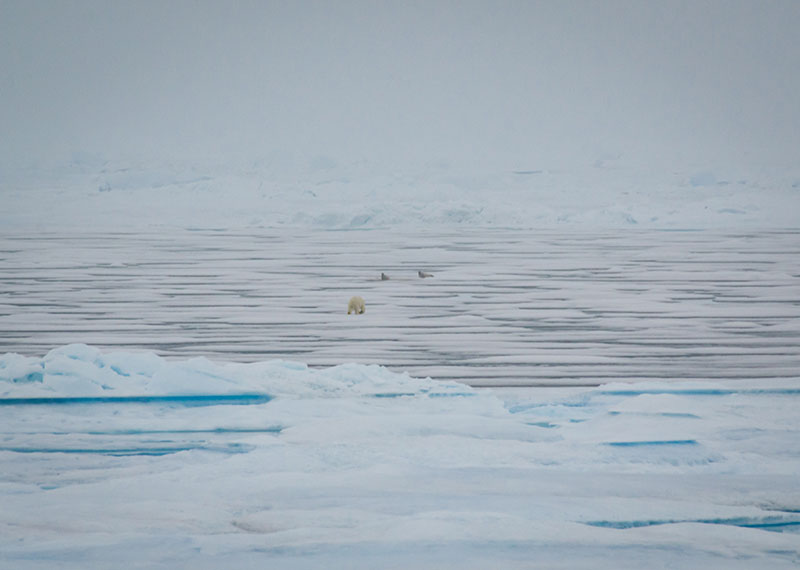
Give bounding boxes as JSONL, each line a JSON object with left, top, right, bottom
{"left": 1, "top": 226, "right": 799, "bottom": 568}
{"left": 2, "top": 1, "right": 800, "bottom": 568}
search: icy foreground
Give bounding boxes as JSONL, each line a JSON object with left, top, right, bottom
{"left": 1, "top": 345, "right": 799, "bottom": 569}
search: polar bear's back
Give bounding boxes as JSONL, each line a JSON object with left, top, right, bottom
{"left": 347, "top": 296, "right": 365, "bottom": 314}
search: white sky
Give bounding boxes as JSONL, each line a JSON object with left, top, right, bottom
{"left": 1, "top": 0, "right": 798, "bottom": 171}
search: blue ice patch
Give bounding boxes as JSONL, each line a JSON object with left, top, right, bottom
{"left": 0, "top": 442, "right": 255, "bottom": 457}
{"left": 604, "top": 440, "right": 698, "bottom": 447}
{"left": 0, "top": 393, "right": 272, "bottom": 406}
{"left": 585, "top": 515, "right": 800, "bottom": 533}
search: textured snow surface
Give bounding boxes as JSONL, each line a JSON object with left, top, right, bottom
{"left": 1, "top": 345, "right": 799, "bottom": 569}
{"left": 1, "top": 228, "right": 798, "bottom": 568}
{"left": 2, "top": 228, "right": 798, "bottom": 385}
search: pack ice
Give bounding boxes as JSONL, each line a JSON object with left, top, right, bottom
{"left": 1, "top": 344, "right": 799, "bottom": 569}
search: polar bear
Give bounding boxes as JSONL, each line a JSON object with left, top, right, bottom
{"left": 347, "top": 296, "right": 365, "bottom": 314}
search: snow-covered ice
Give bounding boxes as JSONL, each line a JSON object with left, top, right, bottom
{"left": 3, "top": 157, "right": 799, "bottom": 231}
{"left": 2, "top": 152, "right": 799, "bottom": 569}
{"left": 1, "top": 227, "right": 799, "bottom": 568}
{"left": 3, "top": 0, "right": 800, "bottom": 565}
{"left": 2, "top": 228, "right": 798, "bottom": 385}
{"left": 1, "top": 344, "right": 799, "bottom": 569}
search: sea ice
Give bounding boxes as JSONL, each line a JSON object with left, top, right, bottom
{"left": 1, "top": 346, "right": 798, "bottom": 569}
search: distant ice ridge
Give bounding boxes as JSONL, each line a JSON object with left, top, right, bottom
{"left": 2, "top": 156, "right": 799, "bottom": 230}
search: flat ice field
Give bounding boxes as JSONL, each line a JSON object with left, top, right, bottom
{"left": 1, "top": 228, "right": 799, "bottom": 568}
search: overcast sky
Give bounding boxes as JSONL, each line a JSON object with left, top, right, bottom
{"left": 1, "top": 0, "right": 798, "bottom": 171}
